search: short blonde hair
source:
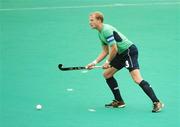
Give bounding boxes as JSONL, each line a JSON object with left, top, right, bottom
{"left": 90, "top": 11, "right": 104, "bottom": 22}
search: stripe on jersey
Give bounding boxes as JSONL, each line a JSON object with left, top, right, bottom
{"left": 106, "top": 35, "right": 115, "bottom": 43}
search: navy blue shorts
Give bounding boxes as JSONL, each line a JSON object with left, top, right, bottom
{"left": 110, "top": 44, "right": 139, "bottom": 72}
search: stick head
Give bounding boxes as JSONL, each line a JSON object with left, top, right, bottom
{"left": 58, "top": 64, "right": 63, "bottom": 69}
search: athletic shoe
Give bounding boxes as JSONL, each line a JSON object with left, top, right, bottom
{"left": 152, "top": 102, "right": 164, "bottom": 112}
{"left": 105, "top": 100, "right": 126, "bottom": 108}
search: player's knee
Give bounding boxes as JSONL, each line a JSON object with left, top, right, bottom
{"left": 103, "top": 72, "right": 112, "bottom": 79}
{"left": 134, "top": 80, "right": 140, "bottom": 85}
{"left": 133, "top": 78, "right": 142, "bottom": 85}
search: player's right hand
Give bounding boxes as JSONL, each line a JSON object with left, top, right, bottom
{"left": 86, "top": 63, "right": 96, "bottom": 70}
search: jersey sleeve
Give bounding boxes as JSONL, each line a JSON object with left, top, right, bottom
{"left": 98, "top": 34, "right": 107, "bottom": 46}
{"left": 103, "top": 30, "right": 116, "bottom": 46}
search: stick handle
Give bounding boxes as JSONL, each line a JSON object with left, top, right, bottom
{"left": 85, "top": 66, "right": 102, "bottom": 69}
{"left": 93, "top": 66, "right": 103, "bottom": 69}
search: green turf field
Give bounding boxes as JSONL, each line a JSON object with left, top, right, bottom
{"left": 1, "top": 0, "right": 180, "bottom": 127}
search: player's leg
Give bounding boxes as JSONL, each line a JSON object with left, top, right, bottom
{"left": 126, "top": 45, "right": 164, "bottom": 112}
{"left": 130, "top": 69, "right": 159, "bottom": 102}
{"left": 103, "top": 67, "right": 125, "bottom": 108}
{"left": 130, "top": 69, "right": 164, "bottom": 112}
{"left": 103, "top": 53, "right": 126, "bottom": 108}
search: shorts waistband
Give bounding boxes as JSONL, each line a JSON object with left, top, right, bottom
{"left": 118, "top": 44, "right": 136, "bottom": 56}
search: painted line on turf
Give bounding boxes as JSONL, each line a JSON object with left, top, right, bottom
{"left": 66, "top": 88, "right": 74, "bottom": 92}
{"left": 88, "top": 108, "right": 96, "bottom": 112}
{"left": 0, "top": 2, "right": 179, "bottom": 11}
{"left": 81, "top": 70, "right": 88, "bottom": 74}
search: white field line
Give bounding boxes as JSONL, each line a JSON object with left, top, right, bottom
{"left": 0, "top": 2, "right": 180, "bottom": 11}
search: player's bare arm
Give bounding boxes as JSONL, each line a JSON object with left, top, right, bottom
{"left": 103, "top": 44, "right": 118, "bottom": 69}
{"left": 86, "top": 45, "right": 108, "bottom": 69}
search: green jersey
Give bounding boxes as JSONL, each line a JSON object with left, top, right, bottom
{"left": 98, "top": 24, "right": 133, "bottom": 54}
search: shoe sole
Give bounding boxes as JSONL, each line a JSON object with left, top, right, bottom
{"left": 105, "top": 104, "right": 126, "bottom": 108}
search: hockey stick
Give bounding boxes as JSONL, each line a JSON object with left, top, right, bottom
{"left": 58, "top": 64, "right": 102, "bottom": 71}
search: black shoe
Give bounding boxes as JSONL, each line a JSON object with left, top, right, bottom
{"left": 105, "top": 100, "right": 126, "bottom": 108}
{"left": 152, "top": 102, "right": 164, "bottom": 112}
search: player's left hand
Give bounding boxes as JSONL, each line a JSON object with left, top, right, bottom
{"left": 103, "top": 62, "right": 111, "bottom": 69}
